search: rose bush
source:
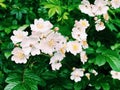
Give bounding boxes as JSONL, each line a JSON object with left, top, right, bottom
{"left": 0, "top": 0, "right": 120, "bottom": 90}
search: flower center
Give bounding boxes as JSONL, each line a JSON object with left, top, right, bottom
{"left": 73, "top": 44, "right": 79, "bottom": 51}
{"left": 16, "top": 34, "right": 23, "bottom": 39}
{"left": 17, "top": 52, "right": 25, "bottom": 59}
{"left": 48, "top": 39, "right": 55, "bottom": 47}
{"left": 37, "top": 23, "right": 44, "bottom": 29}
{"left": 81, "top": 21, "right": 87, "bottom": 27}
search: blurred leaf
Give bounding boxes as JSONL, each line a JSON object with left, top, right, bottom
{"left": 41, "top": 71, "right": 57, "bottom": 80}
{"left": 74, "top": 82, "right": 82, "bottom": 90}
{"left": 0, "top": 2, "right": 6, "bottom": 8}
{"left": 0, "top": 0, "right": 5, "bottom": 3}
{"left": 5, "top": 73, "right": 21, "bottom": 83}
{"left": 101, "top": 83, "right": 110, "bottom": 90}
{"left": 4, "top": 51, "right": 11, "bottom": 59}
{"left": 94, "top": 55, "right": 106, "bottom": 66}
{"left": 4, "top": 82, "right": 20, "bottom": 90}
{"left": 17, "top": 24, "right": 29, "bottom": 31}
{"left": 48, "top": 8, "right": 56, "bottom": 18}
{"left": 103, "top": 50, "right": 120, "bottom": 71}
{"left": 105, "top": 21, "right": 117, "bottom": 31}
{"left": 5, "top": 28, "right": 12, "bottom": 34}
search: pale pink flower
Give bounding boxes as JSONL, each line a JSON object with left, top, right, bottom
{"left": 11, "top": 47, "right": 29, "bottom": 64}
{"left": 70, "top": 68, "right": 84, "bottom": 82}
{"left": 11, "top": 30, "right": 28, "bottom": 44}
{"left": 111, "top": 70, "right": 120, "bottom": 80}
{"left": 67, "top": 41, "right": 82, "bottom": 55}
{"left": 30, "top": 18, "right": 53, "bottom": 33}
{"left": 20, "top": 36, "right": 40, "bottom": 56}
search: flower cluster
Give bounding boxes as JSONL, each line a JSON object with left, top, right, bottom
{"left": 11, "top": 18, "right": 89, "bottom": 73}
{"left": 79, "top": 0, "right": 120, "bottom": 31}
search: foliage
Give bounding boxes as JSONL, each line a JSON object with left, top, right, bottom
{"left": 0, "top": 0, "right": 120, "bottom": 90}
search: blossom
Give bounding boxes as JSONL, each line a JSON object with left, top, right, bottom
{"left": 74, "top": 19, "right": 90, "bottom": 29}
{"left": 30, "top": 18, "right": 53, "bottom": 33}
{"left": 20, "top": 36, "right": 40, "bottom": 56}
{"left": 70, "top": 68, "right": 85, "bottom": 82}
{"left": 95, "top": 19, "right": 105, "bottom": 31}
{"left": 67, "top": 41, "right": 82, "bottom": 55}
{"left": 79, "top": 0, "right": 109, "bottom": 16}
{"left": 11, "top": 47, "right": 29, "bottom": 64}
{"left": 49, "top": 52, "right": 64, "bottom": 70}
{"left": 40, "top": 32, "right": 67, "bottom": 55}
{"left": 10, "top": 30, "right": 28, "bottom": 44}
{"left": 79, "top": 0, "right": 95, "bottom": 16}
{"left": 110, "top": 70, "right": 120, "bottom": 80}
{"left": 80, "top": 51, "right": 88, "bottom": 64}
{"left": 92, "top": 0, "right": 109, "bottom": 16}
{"left": 111, "top": 0, "right": 120, "bottom": 9}
{"left": 72, "top": 28, "right": 87, "bottom": 41}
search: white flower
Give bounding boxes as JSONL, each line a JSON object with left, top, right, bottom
{"left": 20, "top": 36, "right": 40, "bottom": 56}
{"left": 72, "top": 28, "right": 87, "bottom": 41}
{"left": 110, "top": 70, "right": 120, "bottom": 80}
{"left": 80, "top": 51, "right": 88, "bottom": 64}
{"left": 92, "top": 0, "right": 109, "bottom": 15}
{"left": 95, "top": 19, "right": 105, "bottom": 31}
{"left": 30, "top": 18, "right": 53, "bottom": 33}
{"left": 40, "top": 32, "right": 67, "bottom": 55}
{"left": 10, "top": 30, "right": 28, "bottom": 44}
{"left": 51, "top": 63, "right": 62, "bottom": 71}
{"left": 11, "top": 47, "right": 29, "bottom": 64}
{"left": 67, "top": 41, "right": 82, "bottom": 55}
{"left": 74, "top": 19, "right": 90, "bottom": 29}
{"left": 32, "top": 30, "right": 53, "bottom": 39}
{"left": 111, "top": 0, "right": 120, "bottom": 9}
{"left": 49, "top": 52, "right": 64, "bottom": 70}
{"left": 79, "top": 0, "right": 95, "bottom": 16}
{"left": 70, "top": 68, "right": 84, "bottom": 82}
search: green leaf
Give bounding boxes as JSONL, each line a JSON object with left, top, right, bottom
{"left": 4, "top": 82, "right": 20, "bottom": 90}
{"left": 112, "top": 19, "right": 120, "bottom": 26}
{"left": 4, "top": 51, "right": 11, "bottom": 59}
{"left": 0, "top": 0, "right": 5, "bottom": 3}
{"left": 0, "top": 25, "right": 4, "bottom": 31}
{"left": 0, "top": 2, "right": 6, "bottom": 8}
{"left": 63, "top": 12, "right": 69, "bottom": 20}
{"left": 74, "top": 83, "right": 82, "bottom": 90}
{"left": 106, "top": 55, "right": 120, "bottom": 71}
{"left": 48, "top": 8, "right": 56, "bottom": 18}
{"left": 62, "top": 80, "right": 73, "bottom": 89}
{"left": 94, "top": 55, "right": 106, "bottom": 66}
{"left": 86, "top": 47, "right": 95, "bottom": 54}
{"left": 12, "top": 83, "right": 27, "bottom": 90}
{"left": 5, "top": 73, "right": 21, "bottom": 83}
{"left": 43, "top": 3, "right": 55, "bottom": 8}
{"left": 17, "top": 25, "right": 29, "bottom": 31}
{"left": 101, "top": 83, "right": 110, "bottom": 90}
{"left": 105, "top": 22, "right": 117, "bottom": 31}
{"left": 16, "top": 11, "right": 22, "bottom": 20}
{"left": 5, "top": 28, "right": 12, "bottom": 34}
{"left": 41, "top": 71, "right": 57, "bottom": 80}
{"left": 102, "top": 50, "right": 120, "bottom": 71}
{"left": 111, "top": 43, "right": 120, "bottom": 50}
